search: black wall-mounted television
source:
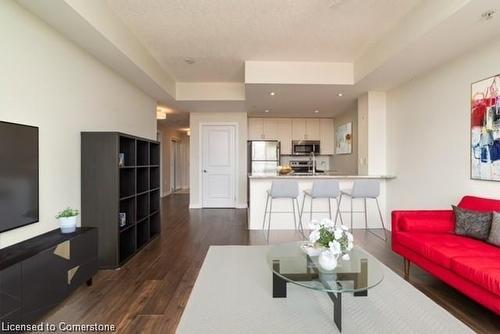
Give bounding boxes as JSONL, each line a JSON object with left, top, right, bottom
{"left": 0, "top": 121, "right": 39, "bottom": 232}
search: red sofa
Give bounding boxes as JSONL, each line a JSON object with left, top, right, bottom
{"left": 392, "top": 196, "right": 500, "bottom": 315}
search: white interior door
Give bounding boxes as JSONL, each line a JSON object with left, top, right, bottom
{"left": 202, "top": 125, "right": 236, "bottom": 208}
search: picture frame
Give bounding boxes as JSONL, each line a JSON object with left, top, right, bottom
{"left": 335, "top": 122, "right": 352, "bottom": 155}
{"left": 470, "top": 74, "right": 500, "bottom": 182}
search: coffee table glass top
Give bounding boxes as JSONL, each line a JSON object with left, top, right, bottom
{"left": 267, "top": 242, "right": 384, "bottom": 293}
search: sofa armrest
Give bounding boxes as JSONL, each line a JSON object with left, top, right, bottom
{"left": 392, "top": 210, "right": 455, "bottom": 234}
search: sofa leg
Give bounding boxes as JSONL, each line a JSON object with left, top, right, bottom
{"left": 403, "top": 258, "right": 411, "bottom": 280}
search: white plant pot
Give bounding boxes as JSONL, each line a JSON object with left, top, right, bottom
{"left": 318, "top": 251, "right": 338, "bottom": 271}
{"left": 59, "top": 216, "right": 77, "bottom": 234}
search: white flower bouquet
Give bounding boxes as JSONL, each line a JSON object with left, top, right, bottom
{"left": 301, "top": 218, "right": 354, "bottom": 270}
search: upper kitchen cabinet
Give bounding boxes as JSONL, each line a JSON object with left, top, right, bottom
{"left": 248, "top": 118, "right": 280, "bottom": 141}
{"left": 306, "top": 119, "right": 320, "bottom": 140}
{"left": 276, "top": 119, "right": 292, "bottom": 155}
{"left": 292, "top": 119, "right": 320, "bottom": 140}
{"left": 248, "top": 118, "right": 264, "bottom": 140}
{"left": 320, "top": 118, "right": 334, "bottom": 155}
{"left": 292, "top": 119, "right": 306, "bottom": 140}
{"left": 263, "top": 119, "right": 279, "bottom": 139}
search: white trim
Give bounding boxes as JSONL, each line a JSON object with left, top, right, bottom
{"left": 236, "top": 203, "right": 248, "bottom": 209}
{"left": 157, "top": 129, "right": 163, "bottom": 196}
{"left": 199, "top": 122, "right": 239, "bottom": 208}
{"left": 189, "top": 204, "right": 202, "bottom": 209}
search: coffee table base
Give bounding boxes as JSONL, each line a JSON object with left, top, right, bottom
{"left": 272, "top": 258, "right": 368, "bottom": 333}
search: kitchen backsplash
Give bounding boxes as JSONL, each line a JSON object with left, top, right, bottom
{"left": 280, "top": 155, "right": 330, "bottom": 171}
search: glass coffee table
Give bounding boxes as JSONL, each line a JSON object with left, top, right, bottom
{"left": 267, "top": 242, "right": 384, "bottom": 332}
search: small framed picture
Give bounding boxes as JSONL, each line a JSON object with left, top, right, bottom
{"left": 119, "top": 212, "right": 126, "bottom": 227}
{"left": 118, "top": 153, "right": 125, "bottom": 167}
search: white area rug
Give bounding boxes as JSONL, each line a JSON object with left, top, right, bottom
{"left": 177, "top": 246, "right": 473, "bottom": 334}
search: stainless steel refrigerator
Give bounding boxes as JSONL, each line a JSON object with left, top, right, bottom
{"left": 248, "top": 140, "right": 280, "bottom": 174}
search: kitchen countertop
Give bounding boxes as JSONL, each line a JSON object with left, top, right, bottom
{"left": 248, "top": 173, "right": 395, "bottom": 179}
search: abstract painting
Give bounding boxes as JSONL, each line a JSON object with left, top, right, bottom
{"left": 335, "top": 122, "right": 352, "bottom": 154}
{"left": 471, "top": 74, "right": 500, "bottom": 181}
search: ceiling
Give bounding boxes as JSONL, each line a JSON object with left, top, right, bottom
{"left": 246, "top": 84, "right": 356, "bottom": 117}
{"left": 21, "top": 0, "right": 500, "bottom": 127}
{"left": 106, "top": 0, "right": 421, "bottom": 82}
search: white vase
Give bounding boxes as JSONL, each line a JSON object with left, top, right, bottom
{"left": 59, "top": 216, "right": 77, "bottom": 234}
{"left": 318, "top": 251, "right": 338, "bottom": 270}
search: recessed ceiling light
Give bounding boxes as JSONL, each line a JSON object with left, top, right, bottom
{"left": 314, "top": 110, "right": 319, "bottom": 113}
{"left": 184, "top": 57, "right": 196, "bottom": 64}
{"left": 270, "top": 92, "right": 276, "bottom": 96}
{"left": 337, "top": 93, "right": 343, "bottom": 97}
{"left": 265, "top": 109, "right": 270, "bottom": 113}
{"left": 481, "top": 10, "right": 495, "bottom": 20}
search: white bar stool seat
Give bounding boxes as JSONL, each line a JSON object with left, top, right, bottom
{"left": 262, "top": 180, "right": 300, "bottom": 242}
{"left": 339, "top": 179, "right": 387, "bottom": 240}
{"left": 300, "top": 180, "right": 344, "bottom": 231}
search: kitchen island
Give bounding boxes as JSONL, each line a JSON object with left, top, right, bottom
{"left": 248, "top": 173, "right": 395, "bottom": 230}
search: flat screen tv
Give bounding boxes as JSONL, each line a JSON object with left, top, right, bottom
{"left": 0, "top": 121, "right": 39, "bottom": 232}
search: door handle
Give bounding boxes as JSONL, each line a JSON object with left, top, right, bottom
{"left": 203, "top": 169, "right": 207, "bottom": 173}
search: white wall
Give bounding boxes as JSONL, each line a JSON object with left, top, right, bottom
{"left": 189, "top": 112, "right": 248, "bottom": 208}
{"left": 386, "top": 39, "right": 500, "bottom": 213}
{"left": 0, "top": 0, "right": 157, "bottom": 248}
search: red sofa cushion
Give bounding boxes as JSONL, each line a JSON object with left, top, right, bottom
{"left": 458, "top": 195, "right": 500, "bottom": 212}
{"left": 397, "top": 232, "right": 500, "bottom": 269}
{"left": 399, "top": 216, "right": 455, "bottom": 233}
{"left": 451, "top": 256, "right": 500, "bottom": 296}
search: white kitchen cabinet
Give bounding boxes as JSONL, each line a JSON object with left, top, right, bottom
{"left": 263, "top": 119, "right": 279, "bottom": 140}
{"left": 319, "top": 118, "right": 334, "bottom": 155}
{"left": 248, "top": 118, "right": 264, "bottom": 140}
{"left": 249, "top": 117, "right": 333, "bottom": 155}
{"left": 276, "top": 119, "right": 292, "bottom": 155}
{"left": 292, "top": 119, "right": 306, "bottom": 140}
{"left": 292, "top": 119, "right": 320, "bottom": 140}
{"left": 306, "top": 119, "right": 320, "bottom": 140}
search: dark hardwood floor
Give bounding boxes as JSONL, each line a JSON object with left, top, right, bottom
{"left": 43, "top": 193, "right": 500, "bottom": 333}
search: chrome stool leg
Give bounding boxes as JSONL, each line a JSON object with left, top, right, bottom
{"left": 267, "top": 197, "right": 273, "bottom": 242}
{"left": 262, "top": 193, "right": 270, "bottom": 231}
{"left": 328, "top": 198, "right": 332, "bottom": 220}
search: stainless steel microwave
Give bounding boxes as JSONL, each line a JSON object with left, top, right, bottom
{"left": 292, "top": 140, "right": 320, "bottom": 155}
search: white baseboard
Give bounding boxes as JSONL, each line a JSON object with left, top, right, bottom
{"left": 189, "top": 203, "right": 202, "bottom": 209}
{"left": 236, "top": 203, "right": 248, "bottom": 209}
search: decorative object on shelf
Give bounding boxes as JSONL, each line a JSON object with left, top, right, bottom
{"left": 118, "top": 153, "right": 125, "bottom": 167}
{"left": 335, "top": 122, "right": 352, "bottom": 154}
{"left": 304, "top": 218, "right": 354, "bottom": 270}
{"left": 56, "top": 207, "right": 79, "bottom": 234}
{"left": 471, "top": 74, "right": 500, "bottom": 181}
{"left": 119, "top": 212, "right": 127, "bottom": 227}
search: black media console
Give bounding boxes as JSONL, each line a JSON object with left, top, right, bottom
{"left": 0, "top": 228, "right": 97, "bottom": 326}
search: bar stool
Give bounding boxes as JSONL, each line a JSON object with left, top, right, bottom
{"left": 300, "top": 180, "right": 344, "bottom": 231}
{"left": 339, "top": 179, "right": 387, "bottom": 241}
{"left": 262, "top": 180, "right": 300, "bottom": 242}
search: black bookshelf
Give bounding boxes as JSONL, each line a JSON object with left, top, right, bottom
{"left": 81, "top": 132, "right": 161, "bottom": 269}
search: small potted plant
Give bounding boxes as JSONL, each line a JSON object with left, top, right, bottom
{"left": 56, "top": 207, "right": 79, "bottom": 234}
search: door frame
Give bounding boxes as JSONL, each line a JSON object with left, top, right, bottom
{"left": 198, "top": 122, "right": 239, "bottom": 208}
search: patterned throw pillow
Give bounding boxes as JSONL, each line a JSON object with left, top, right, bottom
{"left": 453, "top": 205, "right": 492, "bottom": 240}
{"left": 487, "top": 212, "right": 500, "bottom": 247}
